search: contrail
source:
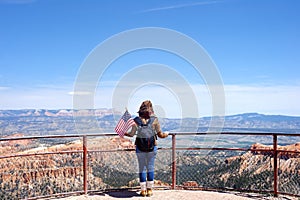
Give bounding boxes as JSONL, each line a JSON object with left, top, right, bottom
{"left": 138, "top": 1, "right": 221, "bottom": 13}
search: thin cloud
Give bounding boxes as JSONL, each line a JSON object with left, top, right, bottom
{"left": 2, "top": 81, "right": 300, "bottom": 117}
{"left": 0, "top": 86, "right": 10, "bottom": 91}
{"left": 224, "top": 84, "right": 300, "bottom": 116}
{"left": 68, "top": 91, "right": 92, "bottom": 96}
{"left": 138, "top": 1, "right": 221, "bottom": 13}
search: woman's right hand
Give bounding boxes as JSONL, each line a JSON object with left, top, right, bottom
{"left": 164, "top": 131, "right": 169, "bottom": 137}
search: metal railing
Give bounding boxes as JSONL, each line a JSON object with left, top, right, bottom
{"left": 0, "top": 132, "right": 300, "bottom": 199}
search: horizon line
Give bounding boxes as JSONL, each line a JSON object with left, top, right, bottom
{"left": 0, "top": 108, "right": 299, "bottom": 118}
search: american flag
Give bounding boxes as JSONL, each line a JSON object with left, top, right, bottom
{"left": 115, "top": 110, "right": 135, "bottom": 137}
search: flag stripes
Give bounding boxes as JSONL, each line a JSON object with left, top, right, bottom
{"left": 115, "top": 110, "right": 135, "bottom": 137}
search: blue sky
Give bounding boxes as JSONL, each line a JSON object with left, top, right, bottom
{"left": 0, "top": 0, "right": 299, "bottom": 117}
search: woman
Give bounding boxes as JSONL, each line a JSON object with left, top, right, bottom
{"left": 125, "top": 100, "right": 169, "bottom": 197}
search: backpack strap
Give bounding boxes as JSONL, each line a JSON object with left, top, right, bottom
{"left": 146, "top": 116, "right": 155, "bottom": 126}
{"left": 147, "top": 116, "right": 157, "bottom": 140}
{"left": 134, "top": 116, "right": 142, "bottom": 126}
{"left": 147, "top": 116, "right": 158, "bottom": 140}
{"left": 134, "top": 116, "right": 156, "bottom": 126}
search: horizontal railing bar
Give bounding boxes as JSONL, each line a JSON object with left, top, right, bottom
{"left": 277, "top": 191, "right": 300, "bottom": 198}
{"left": 172, "top": 132, "right": 300, "bottom": 136}
{"left": 200, "top": 186, "right": 299, "bottom": 198}
{"left": 183, "top": 186, "right": 273, "bottom": 193}
{"left": 27, "top": 190, "right": 84, "bottom": 200}
{"left": 2, "top": 147, "right": 296, "bottom": 160}
{"left": 0, "top": 134, "right": 83, "bottom": 141}
{"left": 174, "top": 147, "right": 273, "bottom": 152}
{"left": 185, "top": 186, "right": 280, "bottom": 198}
{"left": 87, "top": 147, "right": 277, "bottom": 154}
{"left": 277, "top": 149, "right": 300, "bottom": 154}
{"left": 1, "top": 132, "right": 299, "bottom": 142}
{"left": 0, "top": 133, "right": 118, "bottom": 141}
{"left": 0, "top": 150, "right": 83, "bottom": 159}
{"left": 1, "top": 147, "right": 290, "bottom": 160}
{"left": 88, "top": 149, "right": 135, "bottom": 153}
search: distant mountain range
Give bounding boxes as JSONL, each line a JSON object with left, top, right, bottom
{"left": 0, "top": 109, "right": 300, "bottom": 137}
{"left": 221, "top": 112, "right": 300, "bottom": 132}
{"left": 0, "top": 108, "right": 120, "bottom": 117}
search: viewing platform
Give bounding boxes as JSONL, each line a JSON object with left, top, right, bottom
{"left": 54, "top": 190, "right": 281, "bottom": 200}
{"left": 1, "top": 132, "right": 300, "bottom": 200}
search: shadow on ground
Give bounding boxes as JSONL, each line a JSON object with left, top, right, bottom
{"left": 103, "top": 190, "right": 140, "bottom": 198}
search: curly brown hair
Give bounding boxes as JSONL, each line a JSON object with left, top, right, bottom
{"left": 138, "top": 100, "right": 154, "bottom": 119}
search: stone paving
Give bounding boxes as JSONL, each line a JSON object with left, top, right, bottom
{"left": 55, "top": 189, "right": 298, "bottom": 200}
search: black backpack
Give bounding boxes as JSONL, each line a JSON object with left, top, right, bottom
{"left": 135, "top": 116, "right": 157, "bottom": 152}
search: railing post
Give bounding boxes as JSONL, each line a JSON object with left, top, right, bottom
{"left": 172, "top": 134, "right": 176, "bottom": 190}
{"left": 83, "top": 135, "right": 88, "bottom": 195}
{"left": 273, "top": 134, "right": 278, "bottom": 197}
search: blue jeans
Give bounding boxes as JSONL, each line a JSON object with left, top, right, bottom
{"left": 136, "top": 146, "right": 158, "bottom": 182}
